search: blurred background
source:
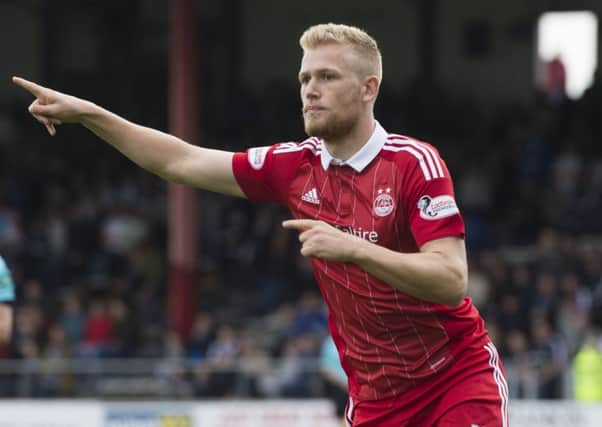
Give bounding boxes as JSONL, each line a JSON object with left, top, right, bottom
{"left": 1, "top": 0, "right": 602, "bottom": 425}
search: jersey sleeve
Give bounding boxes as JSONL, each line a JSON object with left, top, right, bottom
{"left": 0, "top": 257, "right": 16, "bottom": 303}
{"left": 232, "top": 143, "right": 307, "bottom": 205}
{"left": 400, "top": 148, "right": 465, "bottom": 248}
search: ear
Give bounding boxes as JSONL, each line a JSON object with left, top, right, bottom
{"left": 362, "top": 76, "right": 380, "bottom": 103}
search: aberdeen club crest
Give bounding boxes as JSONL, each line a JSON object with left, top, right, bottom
{"left": 374, "top": 188, "right": 395, "bottom": 217}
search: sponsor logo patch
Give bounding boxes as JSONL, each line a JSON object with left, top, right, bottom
{"left": 248, "top": 146, "right": 270, "bottom": 170}
{"left": 373, "top": 188, "right": 395, "bottom": 217}
{"left": 417, "top": 195, "right": 459, "bottom": 220}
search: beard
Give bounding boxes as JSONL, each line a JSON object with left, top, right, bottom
{"left": 303, "top": 109, "right": 358, "bottom": 141}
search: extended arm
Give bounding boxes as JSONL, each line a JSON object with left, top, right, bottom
{"left": 282, "top": 219, "right": 468, "bottom": 307}
{"left": 12, "top": 77, "right": 244, "bottom": 197}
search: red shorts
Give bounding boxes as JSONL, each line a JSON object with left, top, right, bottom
{"left": 345, "top": 343, "right": 508, "bottom": 427}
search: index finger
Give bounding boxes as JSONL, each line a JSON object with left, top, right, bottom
{"left": 12, "top": 76, "right": 45, "bottom": 97}
{"left": 282, "top": 219, "right": 321, "bottom": 230}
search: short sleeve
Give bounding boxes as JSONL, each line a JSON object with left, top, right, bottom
{"left": 0, "top": 257, "right": 16, "bottom": 303}
{"left": 232, "top": 142, "right": 310, "bottom": 205}
{"left": 401, "top": 151, "right": 465, "bottom": 248}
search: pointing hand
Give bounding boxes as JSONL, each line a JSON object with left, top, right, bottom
{"left": 282, "top": 219, "right": 362, "bottom": 262}
{"left": 12, "top": 76, "right": 91, "bottom": 135}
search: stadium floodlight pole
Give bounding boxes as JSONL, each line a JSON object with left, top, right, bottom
{"left": 167, "top": 0, "right": 200, "bottom": 342}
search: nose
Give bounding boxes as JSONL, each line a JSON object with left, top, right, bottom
{"left": 303, "top": 78, "right": 320, "bottom": 100}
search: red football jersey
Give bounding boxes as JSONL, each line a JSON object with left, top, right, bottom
{"left": 232, "top": 122, "right": 490, "bottom": 401}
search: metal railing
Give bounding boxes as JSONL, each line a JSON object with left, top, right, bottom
{"left": 0, "top": 357, "right": 329, "bottom": 399}
{"left": 0, "top": 355, "right": 578, "bottom": 399}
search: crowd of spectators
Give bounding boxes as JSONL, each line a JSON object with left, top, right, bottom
{"left": 0, "top": 70, "right": 601, "bottom": 401}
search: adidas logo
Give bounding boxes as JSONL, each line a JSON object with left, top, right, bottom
{"left": 301, "top": 188, "right": 320, "bottom": 205}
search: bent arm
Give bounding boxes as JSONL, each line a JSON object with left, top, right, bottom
{"left": 350, "top": 236, "right": 468, "bottom": 306}
{"left": 81, "top": 104, "right": 244, "bottom": 196}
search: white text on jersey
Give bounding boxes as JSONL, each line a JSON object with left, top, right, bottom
{"left": 336, "top": 225, "right": 379, "bottom": 243}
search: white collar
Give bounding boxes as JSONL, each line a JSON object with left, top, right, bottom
{"left": 320, "top": 121, "right": 388, "bottom": 172}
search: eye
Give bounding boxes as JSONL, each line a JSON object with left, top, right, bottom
{"left": 299, "top": 75, "right": 310, "bottom": 85}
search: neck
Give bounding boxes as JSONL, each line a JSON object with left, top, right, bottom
{"left": 323, "top": 113, "right": 375, "bottom": 161}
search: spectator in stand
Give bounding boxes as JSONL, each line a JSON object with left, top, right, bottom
{"left": 58, "top": 292, "right": 85, "bottom": 346}
{"left": 528, "top": 315, "right": 568, "bottom": 398}
{"left": 503, "top": 329, "right": 537, "bottom": 399}
{"left": 186, "top": 312, "right": 215, "bottom": 361}
{"left": 573, "top": 331, "right": 602, "bottom": 401}
{"left": 194, "top": 324, "right": 240, "bottom": 397}
{"left": 80, "top": 299, "right": 113, "bottom": 357}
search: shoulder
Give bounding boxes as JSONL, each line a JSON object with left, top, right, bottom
{"left": 0, "top": 256, "right": 7, "bottom": 272}
{"left": 240, "top": 137, "right": 321, "bottom": 172}
{"left": 245, "top": 138, "right": 321, "bottom": 167}
{"left": 383, "top": 133, "right": 442, "bottom": 161}
{"left": 271, "top": 137, "right": 322, "bottom": 157}
{"left": 382, "top": 133, "right": 446, "bottom": 181}
{"left": 235, "top": 138, "right": 322, "bottom": 192}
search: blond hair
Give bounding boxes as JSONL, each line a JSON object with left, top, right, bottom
{"left": 299, "top": 23, "right": 382, "bottom": 81}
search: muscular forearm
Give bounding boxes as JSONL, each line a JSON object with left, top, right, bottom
{"left": 80, "top": 103, "right": 194, "bottom": 181}
{"left": 79, "top": 103, "right": 242, "bottom": 196}
{"left": 349, "top": 239, "right": 467, "bottom": 306}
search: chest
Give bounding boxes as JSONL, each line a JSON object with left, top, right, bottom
{"left": 287, "top": 162, "right": 403, "bottom": 248}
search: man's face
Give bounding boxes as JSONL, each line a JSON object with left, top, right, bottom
{"left": 299, "top": 44, "right": 364, "bottom": 141}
